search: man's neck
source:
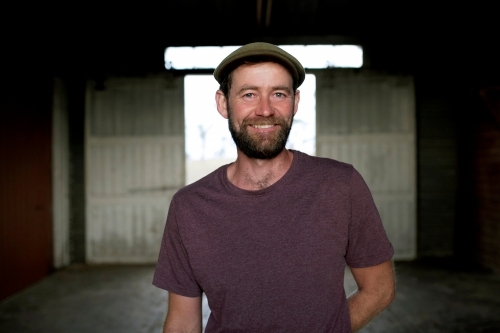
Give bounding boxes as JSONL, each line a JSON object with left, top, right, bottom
{"left": 227, "top": 149, "right": 294, "bottom": 191}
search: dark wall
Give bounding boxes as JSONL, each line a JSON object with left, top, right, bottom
{"left": 414, "top": 70, "right": 500, "bottom": 270}
{"left": 465, "top": 88, "right": 500, "bottom": 272}
{"left": 416, "top": 77, "right": 458, "bottom": 257}
{"left": 0, "top": 76, "right": 54, "bottom": 300}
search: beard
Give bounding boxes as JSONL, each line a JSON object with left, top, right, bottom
{"left": 227, "top": 105, "right": 293, "bottom": 160}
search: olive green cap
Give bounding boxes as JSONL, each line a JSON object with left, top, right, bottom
{"left": 213, "top": 42, "right": 306, "bottom": 87}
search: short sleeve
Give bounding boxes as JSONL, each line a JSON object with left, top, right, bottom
{"left": 345, "top": 168, "right": 394, "bottom": 268}
{"left": 152, "top": 196, "right": 202, "bottom": 297}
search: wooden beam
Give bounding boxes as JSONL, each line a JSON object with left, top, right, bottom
{"left": 257, "top": 0, "right": 263, "bottom": 27}
{"left": 265, "top": 0, "right": 272, "bottom": 27}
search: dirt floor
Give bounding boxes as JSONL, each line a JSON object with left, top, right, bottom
{"left": 1, "top": 258, "right": 499, "bottom": 333}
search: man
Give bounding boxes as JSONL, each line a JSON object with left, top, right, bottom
{"left": 153, "top": 42, "right": 395, "bottom": 332}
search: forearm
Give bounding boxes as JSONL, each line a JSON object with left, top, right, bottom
{"left": 163, "top": 315, "right": 202, "bottom": 333}
{"left": 347, "top": 287, "right": 394, "bottom": 332}
{"left": 347, "top": 260, "right": 396, "bottom": 332}
{"left": 163, "top": 293, "right": 202, "bottom": 333}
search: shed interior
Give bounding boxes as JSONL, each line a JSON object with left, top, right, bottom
{"left": 1, "top": 0, "right": 499, "bottom": 300}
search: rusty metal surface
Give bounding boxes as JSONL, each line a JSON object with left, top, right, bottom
{"left": 0, "top": 77, "right": 53, "bottom": 300}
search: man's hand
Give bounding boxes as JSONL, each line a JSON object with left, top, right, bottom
{"left": 347, "top": 260, "right": 395, "bottom": 332}
{"left": 163, "top": 292, "right": 202, "bottom": 333}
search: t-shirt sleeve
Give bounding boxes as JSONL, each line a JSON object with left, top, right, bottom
{"left": 345, "top": 167, "right": 394, "bottom": 268}
{"left": 152, "top": 196, "right": 202, "bottom": 297}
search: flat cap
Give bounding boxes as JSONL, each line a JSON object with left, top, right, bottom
{"left": 214, "top": 42, "right": 305, "bottom": 87}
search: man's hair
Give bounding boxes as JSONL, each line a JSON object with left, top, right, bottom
{"left": 219, "top": 57, "right": 299, "bottom": 97}
{"left": 219, "top": 70, "right": 234, "bottom": 98}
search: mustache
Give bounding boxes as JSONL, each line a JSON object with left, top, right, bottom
{"left": 241, "top": 116, "right": 288, "bottom": 127}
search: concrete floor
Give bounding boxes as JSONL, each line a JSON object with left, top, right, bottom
{"left": 1, "top": 259, "right": 500, "bottom": 333}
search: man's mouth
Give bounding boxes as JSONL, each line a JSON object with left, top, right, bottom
{"left": 252, "top": 124, "right": 274, "bottom": 129}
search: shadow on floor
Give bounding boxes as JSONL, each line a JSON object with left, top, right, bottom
{"left": 1, "top": 258, "right": 499, "bottom": 333}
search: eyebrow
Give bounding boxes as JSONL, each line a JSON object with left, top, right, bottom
{"left": 236, "top": 85, "right": 292, "bottom": 95}
{"left": 236, "top": 85, "right": 259, "bottom": 94}
{"left": 272, "top": 86, "right": 292, "bottom": 94}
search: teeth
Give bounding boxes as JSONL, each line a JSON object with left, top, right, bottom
{"left": 253, "top": 124, "right": 273, "bottom": 129}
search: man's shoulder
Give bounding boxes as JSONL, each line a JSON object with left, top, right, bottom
{"left": 173, "top": 164, "right": 228, "bottom": 201}
{"left": 295, "top": 150, "right": 354, "bottom": 175}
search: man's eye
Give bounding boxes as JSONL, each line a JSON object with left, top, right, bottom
{"left": 275, "top": 93, "right": 285, "bottom": 98}
{"left": 244, "top": 93, "right": 254, "bottom": 98}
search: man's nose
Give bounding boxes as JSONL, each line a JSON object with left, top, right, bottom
{"left": 255, "top": 96, "right": 274, "bottom": 117}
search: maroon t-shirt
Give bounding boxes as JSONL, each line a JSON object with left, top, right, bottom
{"left": 153, "top": 150, "right": 393, "bottom": 332}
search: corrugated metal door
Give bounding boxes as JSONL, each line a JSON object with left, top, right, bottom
{"left": 85, "top": 75, "right": 184, "bottom": 263}
{"left": 316, "top": 70, "right": 416, "bottom": 260}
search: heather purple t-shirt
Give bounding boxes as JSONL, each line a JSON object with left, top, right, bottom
{"left": 153, "top": 150, "right": 393, "bottom": 332}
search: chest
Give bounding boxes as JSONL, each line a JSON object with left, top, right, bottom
{"left": 178, "top": 189, "right": 351, "bottom": 291}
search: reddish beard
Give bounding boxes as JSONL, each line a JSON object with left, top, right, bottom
{"left": 227, "top": 107, "right": 293, "bottom": 159}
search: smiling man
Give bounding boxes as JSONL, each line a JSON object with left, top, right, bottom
{"left": 153, "top": 42, "right": 395, "bottom": 333}
{"left": 221, "top": 61, "right": 297, "bottom": 160}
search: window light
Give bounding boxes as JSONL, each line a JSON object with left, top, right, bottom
{"left": 165, "top": 45, "right": 362, "bottom": 70}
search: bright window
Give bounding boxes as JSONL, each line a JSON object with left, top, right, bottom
{"left": 166, "top": 45, "right": 362, "bottom": 70}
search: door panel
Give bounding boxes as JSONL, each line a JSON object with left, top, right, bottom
{"left": 85, "top": 75, "right": 184, "bottom": 263}
{"left": 316, "top": 71, "right": 416, "bottom": 260}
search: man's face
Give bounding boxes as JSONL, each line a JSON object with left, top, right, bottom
{"left": 216, "top": 62, "right": 300, "bottom": 159}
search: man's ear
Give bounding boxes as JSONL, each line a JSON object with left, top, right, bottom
{"left": 293, "top": 90, "right": 300, "bottom": 116}
{"left": 215, "top": 90, "right": 229, "bottom": 119}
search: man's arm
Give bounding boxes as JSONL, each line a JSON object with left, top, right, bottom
{"left": 347, "top": 259, "right": 396, "bottom": 332}
{"left": 163, "top": 292, "right": 202, "bottom": 333}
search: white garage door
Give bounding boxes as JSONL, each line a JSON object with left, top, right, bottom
{"left": 85, "top": 75, "right": 184, "bottom": 263}
{"left": 316, "top": 70, "right": 416, "bottom": 260}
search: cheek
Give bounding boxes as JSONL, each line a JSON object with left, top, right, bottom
{"left": 272, "top": 97, "right": 294, "bottom": 108}
{"left": 229, "top": 105, "right": 256, "bottom": 124}
{"left": 227, "top": 111, "right": 242, "bottom": 132}
{"left": 274, "top": 100, "right": 296, "bottom": 118}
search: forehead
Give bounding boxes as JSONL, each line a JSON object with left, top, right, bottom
{"left": 231, "top": 61, "right": 294, "bottom": 88}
